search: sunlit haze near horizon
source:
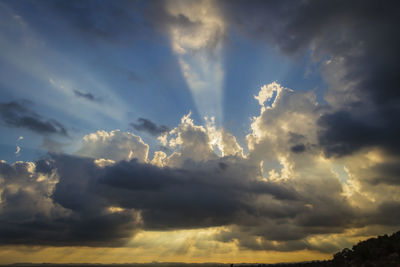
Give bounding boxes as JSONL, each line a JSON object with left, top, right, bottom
{"left": 0, "top": 0, "right": 400, "bottom": 264}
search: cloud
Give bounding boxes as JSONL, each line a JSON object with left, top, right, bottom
{"left": 0, "top": 152, "right": 294, "bottom": 246}
{"left": 1, "top": 82, "right": 399, "bottom": 254}
{"left": 100, "top": 157, "right": 293, "bottom": 230}
{"left": 246, "top": 82, "right": 320, "bottom": 163}
{"left": 0, "top": 152, "right": 337, "bottom": 248}
{"left": 165, "top": 0, "right": 225, "bottom": 55}
{"left": 0, "top": 159, "right": 142, "bottom": 247}
{"left": 0, "top": 152, "right": 365, "bottom": 251}
{"left": 73, "top": 90, "right": 100, "bottom": 102}
{"left": 0, "top": 101, "right": 68, "bottom": 136}
{"left": 1, "top": 0, "right": 400, "bottom": 256}
{"left": 76, "top": 130, "right": 149, "bottom": 163}
{"left": 131, "top": 118, "right": 170, "bottom": 136}
{"left": 15, "top": 136, "right": 23, "bottom": 156}
{"left": 291, "top": 144, "right": 306, "bottom": 154}
{"left": 1, "top": 89, "right": 399, "bottom": 253}
{"left": 317, "top": 111, "right": 388, "bottom": 157}
{"left": 218, "top": 0, "right": 400, "bottom": 158}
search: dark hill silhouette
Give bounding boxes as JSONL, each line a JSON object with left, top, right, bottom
{"left": 239, "top": 230, "right": 400, "bottom": 266}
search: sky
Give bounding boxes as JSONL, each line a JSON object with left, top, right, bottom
{"left": 0, "top": 0, "right": 400, "bottom": 264}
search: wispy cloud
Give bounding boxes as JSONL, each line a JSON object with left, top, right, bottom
{"left": 73, "top": 89, "right": 101, "bottom": 102}
{"left": 14, "top": 136, "right": 23, "bottom": 156}
{"left": 0, "top": 5, "right": 131, "bottom": 128}
{"left": 0, "top": 101, "right": 68, "bottom": 136}
{"left": 130, "top": 118, "right": 170, "bottom": 136}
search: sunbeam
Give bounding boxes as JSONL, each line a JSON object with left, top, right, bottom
{"left": 167, "top": 0, "right": 225, "bottom": 125}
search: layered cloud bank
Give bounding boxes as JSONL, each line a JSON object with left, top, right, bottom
{"left": 1, "top": 82, "right": 399, "bottom": 255}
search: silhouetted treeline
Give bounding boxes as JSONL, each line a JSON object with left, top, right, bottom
{"left": 330, "top": 230, "right": 400, "bottom": 266}
{"left": 240, "top": 230, "right": 400, "bottom": 266}
{"left": 2, "top": 230, "right": 400, "bottom": 267}
{"left": 236, "top": 261, "right": 331, "bottom": 267}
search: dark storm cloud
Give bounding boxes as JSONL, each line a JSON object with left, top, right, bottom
{"left": 0, "top": 101, "right": 68, "bottom": 136}
{"left": 0, "top": 157, "right": 140, "bottom": 247}
{"left": 73, "top": 90, "right": 100, "bottom": 102}
{"left": 131, "top": 118, "right": 170, "bottom": 136}
{"left": 317, "top": 111, "right": 383, "bottom": 157}
{"left": 0, "top": 155, "right": 360, "bottom": 249}
{"left": 289, "top": 132, "right": 307, "bottom": 153}
{"left": 218, "top": 0, "right": 400, "bottom": 157}
{"left": 291, "top": 144, "right": 306, "bottom": 153}
{"left": 97, "top": 158, "right": 301, "bottom": 230}
{"left": 0, "top": 152, "right": 399, "bottom": 252}
{"left": 355, "top": 161, "right": 400, "bottom": 186}
{"left": 34, "top": 158, "right": 55, "bottom": 174}
{"left": 374, "top": 202, "right": 400, "bottom": 226}
{"left": 0, "top": 153, "right": 385, "bottom": 252}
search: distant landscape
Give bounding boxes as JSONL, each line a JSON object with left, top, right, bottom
{"left": 2, "top": 231, "right": 399, "bottom": 267}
